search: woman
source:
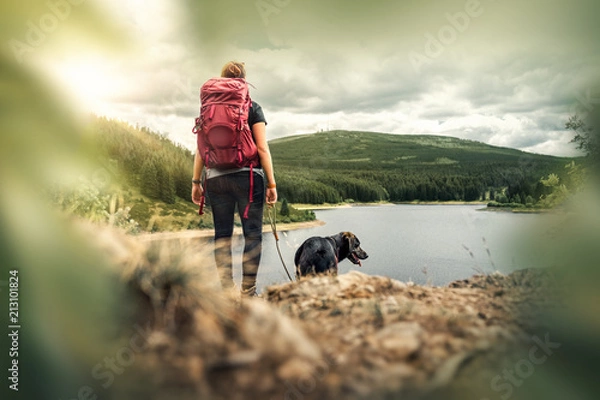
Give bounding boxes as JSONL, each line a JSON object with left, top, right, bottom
{"left": 191, "top": 61, "right": 277, "bottom": 297}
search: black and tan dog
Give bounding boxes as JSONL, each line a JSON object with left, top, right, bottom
{"left": 294, "top": 232, "right": 368, "bottom": 278}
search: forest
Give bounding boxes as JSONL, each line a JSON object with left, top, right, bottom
{"left": 93, "top": 116, "right": 194, "bottom": 205}
{"left": 270, "top": 131, "right": 573, "bottom": 205}
{"left": 77, "top": 117, "right": 574, "bottom": 215}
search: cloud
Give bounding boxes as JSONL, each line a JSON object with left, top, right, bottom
{"left": 37, "top": 0, "right": 600, "bottom": 157}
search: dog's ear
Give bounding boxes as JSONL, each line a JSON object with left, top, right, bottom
{"left": 342, "top": 232, "right": 356, "bottom": 249}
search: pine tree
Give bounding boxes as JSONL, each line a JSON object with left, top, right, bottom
{"left": 157, "top": 166, "right": 176, "bottom": 204}
{"left": 280, "top": 198, "right": 290, "bottom": 216}
{"left": 141, "top": 159, "right": 160, "bottom": 199}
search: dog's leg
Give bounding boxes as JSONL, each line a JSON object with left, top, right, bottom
{"left": 326, "top": 263, "right": 338, "bottom": 277}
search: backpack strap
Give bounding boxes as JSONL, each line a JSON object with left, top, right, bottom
{"left": 242, "top": 94, "right": 254, "bottom": 219}
{"left": 198, "top": 151, "right": 210, "bottom": 216}
{"left": 198, "top": 189, "right": 206, "bottom": 216}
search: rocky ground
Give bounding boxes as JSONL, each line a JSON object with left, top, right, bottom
{"left": 263, "top": 269, "right": 563, "bottom": 400}
{"left": 107, "top": 228, "right": 564, "bottom": 400}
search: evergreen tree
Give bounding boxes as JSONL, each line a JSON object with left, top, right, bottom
{"left": 280, "top": 198, "right": 290, "bottom": 216}
{"left": 157, "top": 165, "right": 176, "bottom": 204}
{"left": 525, "top": 195, "right": 535, "bottom": 206}
{"left": 496, "top": 193, "right": 509, "bottom": 204}
{"left": 464, "top": 185, "right": 481, "bottom": 201}
{"left": 141, "top": 159, "right": 160, "bottom": 199}
{"left": 568, "top": 114, "right": 599, "bottom": 160}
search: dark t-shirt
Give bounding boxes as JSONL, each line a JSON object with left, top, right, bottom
{"left": 249, "top": 101, "right": 267, "bottom": 127}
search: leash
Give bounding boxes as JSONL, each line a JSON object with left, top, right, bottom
{"left": 267, "top": 205, "right": 294, "bottom": 282}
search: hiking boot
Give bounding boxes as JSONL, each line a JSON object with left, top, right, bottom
{"left": 241, "top": 285, "right": 258, "bottom": 298}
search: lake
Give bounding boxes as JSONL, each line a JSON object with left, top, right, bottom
{"left": 224, "top": 204, "right": 548, "bottom": 292}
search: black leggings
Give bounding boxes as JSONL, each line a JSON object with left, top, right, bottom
{"left": 206, "top": 171, "right": 265, "bottom": 290}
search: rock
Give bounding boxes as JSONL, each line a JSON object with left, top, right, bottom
{"left": 390, "top": 279, "right": 408, "bottom": 291}
{"left": 221, "top": 350, "right": 260, "bottom": 367}
{"left": 187, "top": 356, "right": 204, "bottom": 381}
{"left": 382, "top": 295, "right": 400, "bottom": 313}
{"left": 338, "top": 270, "right": 371, "bottom": 291}
{"left": 427, "top": 350, "right": 477, "bottom": 391}
{"left": 194, "top": 311, "right": 226, "bottom": 348}
{"left": 146, "top": 331, "right": 173, "bottom": 353}
{"left": 241, "top": 300, "right": 321, "bottom": 362}
{"left": 363, "top": 353, "right": 388, "bottom": 369}
{"left": 277, "top": 358, "right": 317, "bottom": 381}
{"left": 379, "top": 363, "right": 417, "bottom": 391}
{"left": 370, "top": 322, "right": 424, "bottom": 360}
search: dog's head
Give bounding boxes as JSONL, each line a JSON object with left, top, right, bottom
{"left": 337, "top": 232, "right": 368, "bottom": 267}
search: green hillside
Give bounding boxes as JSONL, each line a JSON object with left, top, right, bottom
{"left": 72, "top": 116, "right": 208, "bottom": 232}
{"left": 52, "top": 116, "right": 314, "bottom": 232}
{"left": 269, "top": 130, "right": 574, "bottom": 204}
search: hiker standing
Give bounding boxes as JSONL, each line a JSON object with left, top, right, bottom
{"left": 191, "top": 61, "right": 277, "bottom": 297}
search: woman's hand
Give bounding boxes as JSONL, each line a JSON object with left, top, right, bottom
{"left": 192, "top": 183, "right": 204, "bottom": 205}
{"left": 266, "top": 187, "right": 277, "bottom": 205}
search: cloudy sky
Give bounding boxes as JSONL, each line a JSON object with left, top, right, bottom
{"left": 27, "top": 0, "right": 600, "bottom": 157}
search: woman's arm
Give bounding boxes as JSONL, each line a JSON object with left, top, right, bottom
{"left": 252, "top": 122, "right": 277, "bottom": 205}
{"left": 191, "top": 149, "right": 204, "bottom": 205}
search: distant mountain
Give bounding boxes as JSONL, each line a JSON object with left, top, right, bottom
{"left": 270, "top": 130, "right": 566, "bottom": 168}
{"left": 269, "top": 130, "right": 573, "bottom": 204}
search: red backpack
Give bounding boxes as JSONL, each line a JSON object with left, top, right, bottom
{"left": 192, "top": 77, "right": 260, "bottom": 217}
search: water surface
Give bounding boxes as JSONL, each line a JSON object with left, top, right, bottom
{"left": 214, "top": 205, "right": 547, "bottom": 291}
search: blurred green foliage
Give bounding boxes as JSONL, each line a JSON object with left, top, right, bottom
{"left": 0, "top": 2, "right": 129, "bottom": 398}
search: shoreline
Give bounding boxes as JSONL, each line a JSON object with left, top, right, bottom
{"left": 294, "top": 200, "right": 487, "bottom": 210}
{"left": 135, "top": 201, "right": 495, "bottom": 241}
{"left": 479, "top": 207, "right": 550, "bottom": 214}
{"left": 135, "top": 219, "right": 326, "bottom": 242}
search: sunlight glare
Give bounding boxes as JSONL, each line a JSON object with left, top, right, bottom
{"left": 48, "top": 56, "right": 123, "bottom": 114}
